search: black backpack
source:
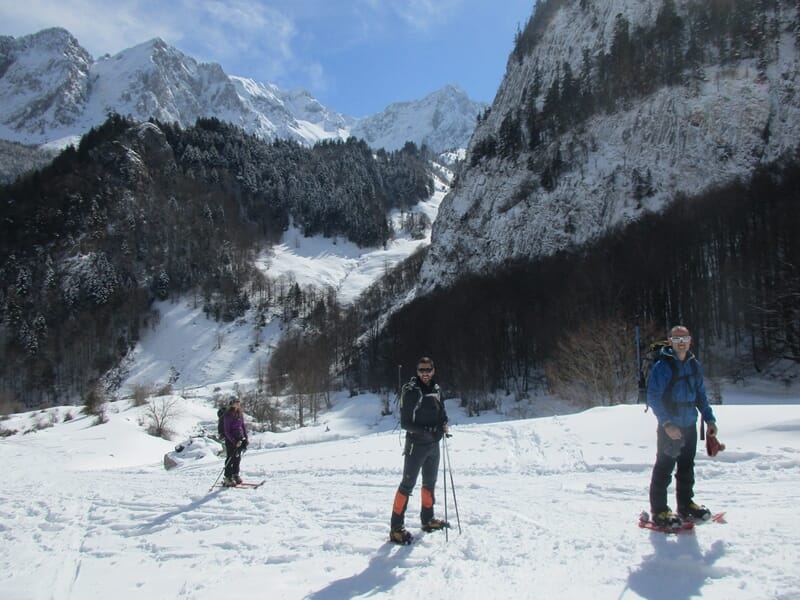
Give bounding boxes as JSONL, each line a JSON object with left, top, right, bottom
{"left": 217, "top": 407, "right": 225, "bottom": 439}
{"left": 638, "top": 340, "right": 699, "bottom": 414}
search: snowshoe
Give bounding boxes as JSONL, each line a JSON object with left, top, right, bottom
{"left": 679, "top": 502, "right": 712, "bottom": 522}
{"left": 421, "top": 518, "right": 450, "bottom": 532}
{"left": 652, "top": 509, "right": 683, "bottom": 529}
{"left": 389, "top": 528, "right": 413, "bottom": 545}
{"left": 639, "top": 510, "right": 694, "bottom": 534}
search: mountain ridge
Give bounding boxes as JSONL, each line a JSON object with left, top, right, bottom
{"left": 0, "top": 27, "right": 486, "bottom": 153}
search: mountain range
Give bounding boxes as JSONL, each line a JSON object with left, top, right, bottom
{"left": 0, "top": 27, "right": 486, "bottom": 155}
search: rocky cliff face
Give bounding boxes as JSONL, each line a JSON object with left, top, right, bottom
{"left": 0, "top": 28, "right": 92, "bottom": 136}
{"left": 419, "top": 0, "right": 800, "bottom": 290}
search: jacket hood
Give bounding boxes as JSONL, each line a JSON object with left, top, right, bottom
{"left": 659, "top": 346, "right": 696, "bottom": 362}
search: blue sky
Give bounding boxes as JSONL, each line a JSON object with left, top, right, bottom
{"left": 2, "top": 0, "right": 534, "bottom": 116}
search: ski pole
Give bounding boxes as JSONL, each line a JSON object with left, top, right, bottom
{"left": 442, "top": 434, "right": 449, "bottom": 542}
{"left": 444, "top": 434, "right": 461, "bottom": 534}
{"left": 209, "top": 453, "right": 233, "bottom": 491}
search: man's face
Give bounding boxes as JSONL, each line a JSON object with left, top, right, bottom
{"left": 416, "top": 363, "right": 434, "bottom": 383}
{"left": 669, "top": 327, "right": 691, "bottom": 353}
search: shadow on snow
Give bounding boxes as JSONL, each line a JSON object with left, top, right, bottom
{"left": 306, "top": 542, "right": 413, "bottom": 599}
{"left": 625, "top": 530, "right": 727, "bottom": 600}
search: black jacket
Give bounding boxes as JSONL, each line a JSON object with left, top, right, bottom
{"left": 400, "top": 376, "right": 448, "bottom": 443}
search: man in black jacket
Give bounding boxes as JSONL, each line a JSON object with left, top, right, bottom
{"left": 389, "top": 356, "right": 449, "bottom": 544}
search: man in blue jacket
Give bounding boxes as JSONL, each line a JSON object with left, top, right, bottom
{"left": 648, "top": 325, "right": 718, "bottom": 527}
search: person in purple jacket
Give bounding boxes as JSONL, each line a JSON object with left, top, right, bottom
{"left": 222, "top": 397, "right": 248, "bottom": 486}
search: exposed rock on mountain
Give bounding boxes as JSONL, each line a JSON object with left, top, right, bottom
{"left": 419, "top": 0, "right": 800, "bottom": 290}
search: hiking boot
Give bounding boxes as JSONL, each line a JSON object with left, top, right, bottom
{"left": 233, "top": 474, "right": 243, "bottom": 484}
{"left": 421, "top": 518, "right": 450, "bottom": 532}
{"left": 652, "top": 509, "right": 682, "bottom": 528}
{"left": 679, "top": 502, "right": 712, "bottom": 521}
{"left": 222, "top": 476, "right": 237, "bottom": 487}
{"left": 389, "top": 528, "right": 413, "bottom": 545}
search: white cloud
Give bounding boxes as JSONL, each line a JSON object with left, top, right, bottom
{"left": 0, "top": 0, "right": 467, "bottom": 97}
{"left": 2, "top": 0, "right": 185, "bottom": 56}
{"left": 397, "top": 0, "right": 464, "bottom": 30}
{"left": 174, "top": 1, "right": 298, "bottom": 79}
{"left": 360, "top": 0, "right": 464, "bottom": 32}
{"left": 2, "top": 0, "right": 305, "bottom": 81}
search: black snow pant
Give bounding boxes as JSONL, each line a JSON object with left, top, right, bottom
{"left": 391, "top": 437, "right": 440, "bottom": 530}
{"left": 224, "top": 440, "right": 242, "bottom": 478}
{"left": 649, "top": 424, "right": 698, "bottom": 514}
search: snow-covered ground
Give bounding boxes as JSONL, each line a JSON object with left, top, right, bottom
{"left": 1, "top": 384, "right": 798, "bottom": 599}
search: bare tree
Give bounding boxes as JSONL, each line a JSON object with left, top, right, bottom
{"left": 129, "top": 384, "right": 151, "bottom": 407}
{"left": 545, "top": 318, "right": 636, "bottom": 407}
{"left": 241, "top": 389, "right": 283, "bottom": 433}
{"left": 144, "top": 397, "right": 181, "bottom": 439}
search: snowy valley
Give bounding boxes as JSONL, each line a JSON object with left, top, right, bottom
{"left": 1, "top": 375, "right": 798, "bottom": 599}
{"left": 2, "top": 2, "right": 800, "bottom": 597}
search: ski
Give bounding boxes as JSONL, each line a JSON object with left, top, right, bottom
{"left": 235, "top": 480, "right": 266, "bottom": 488}
{"left": 213, "top": 479, "right": 266, "bottom": 490}
{"left": 638, "top": 511, "right": 695, "bottom": 534}
{"left": 639, "top": 519, "right": 695, "bottom": 534}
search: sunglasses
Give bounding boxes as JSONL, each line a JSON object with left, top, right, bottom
{"left": 417, "top": 367, "right": 433, "bottom": 373}
{"left": 670, "top": 335, "right": 691, "bottom": 343}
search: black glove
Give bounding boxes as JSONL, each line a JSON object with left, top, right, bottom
{"left": 240, "top": 437, "right": 248, "bottom": 450}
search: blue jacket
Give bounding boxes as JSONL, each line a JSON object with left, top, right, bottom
{"left": 647, "top": 347, "right": 715, "bottom": 428}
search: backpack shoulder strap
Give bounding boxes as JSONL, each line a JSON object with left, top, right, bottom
{"left": 663, "top": 355, "right": 679, "bottom": 387}
{"left": 400, "top": 379, "right": 420, "bottom": 409}
{"left": 659, "top": 354, "right": 680, "bottom": 414}
{"left": 688, "top": 356, "right": 699, "bottom": 378}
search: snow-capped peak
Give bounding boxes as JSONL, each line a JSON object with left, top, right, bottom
{"left": 350, "top": 84, "right": 487, "bottom": 152}
{"left": 0, "top": 28, "right": 483, "bottom": 153}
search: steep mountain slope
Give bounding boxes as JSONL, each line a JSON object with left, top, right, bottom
{"left": 419, "top": 0, "right": 800, "bottom": 290}
{"left": 0, "top": 114, "right": 438, "bottom": 405}
{"left": 0, "top": 28, "right": 92, "bottom": 140}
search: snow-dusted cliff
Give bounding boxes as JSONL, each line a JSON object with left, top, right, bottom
{"left": 419, "top": 0, "right": 800, "bottom": 290}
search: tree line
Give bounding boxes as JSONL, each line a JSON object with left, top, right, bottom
{"left": 351, "top": 158, "right": 799, "bottom": 406}
{"left": 0, "top": 115, "right": 434, "bottom": 406}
